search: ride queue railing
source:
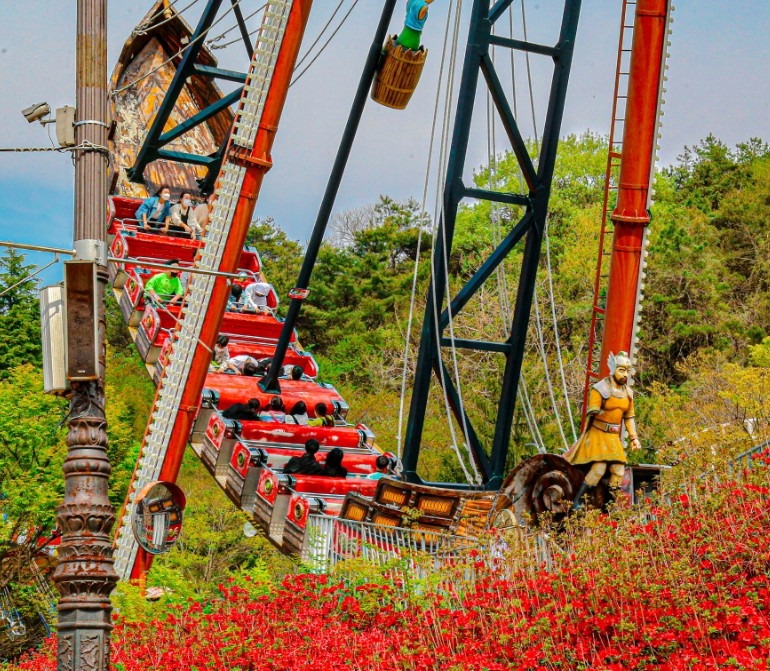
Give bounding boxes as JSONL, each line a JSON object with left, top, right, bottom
{"left": 302, "top": 515, "right": 479, "bottom": 573}
{"left": 730, "top": 439, "right": 770, "bottom": 476}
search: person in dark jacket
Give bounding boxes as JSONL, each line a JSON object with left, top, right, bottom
{"left": 222, "top": 398, "right": 261, "bottom": 420}
{"left": 320, "top": 447, "right": 347, "bottom": 478}
{"left": 227, "top": 283, "right": 244, "bottom": 312}
{"left": 283, "top": 439, "right": 322, "bottom": 475}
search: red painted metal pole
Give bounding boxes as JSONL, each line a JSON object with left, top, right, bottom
{"left": 598, "top": 0, "right": 668, "bottom": 377}
{"left": 130, "top": 0, "right": 313, "bottom": 579}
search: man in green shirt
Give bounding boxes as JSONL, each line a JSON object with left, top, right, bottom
{"left": 144, "top": 259, "right": 184, "bottom": 305}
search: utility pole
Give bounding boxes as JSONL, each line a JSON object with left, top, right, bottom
{"left": 52, "top": 1, "right": 117, "bottom": 669}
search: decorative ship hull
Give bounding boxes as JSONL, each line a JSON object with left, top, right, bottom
{"left": 109, "top": 0, "right": 234, "bottom": 198}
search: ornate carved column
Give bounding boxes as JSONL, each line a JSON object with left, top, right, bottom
{"left": 52, "top": 1, "right": 118, "bottom": 669}
{"left": 54, "top": 380, "right": 117, "bottom": 671}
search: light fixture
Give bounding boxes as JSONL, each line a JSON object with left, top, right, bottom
{"left": 21, "top": 102, "right": 51, "bottom": 124}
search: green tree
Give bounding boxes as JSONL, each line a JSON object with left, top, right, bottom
{"left": 0, "top": 250, "right": 43, "bottom": 378}
{"left": 641, "top": 144, "right": 770, "bottom": 383}
{"left": 295, "top": 196, "right": 430, "bottom": 386}
{"left": 245, "top": 217, "right": 303, "bottom": 318}
{"left": 666, "top": 134, "right": 769, "bottom": 213}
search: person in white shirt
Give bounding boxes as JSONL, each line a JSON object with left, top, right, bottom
{"left": 243, "top": 276, "right": 272, "bottom": 314}
{"left": 209, "top": 335, "right": 231, "bottom": 372}
{"left": 191, "top": 192, "right": 217, "bottom": 239}
{"left": 285, "top": 400, "right": 309, "bottom": 425}
{"left": 220, "top": 354, "right": 259, "bottom": 376}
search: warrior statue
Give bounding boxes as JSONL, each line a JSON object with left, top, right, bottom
{"left": 566, "top": 351, "right": 641, "bottom": 509}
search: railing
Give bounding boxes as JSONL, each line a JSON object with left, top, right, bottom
{"left": 302, "top": 515, "right": 479, "bottom": 572}
{"left": 301, "top": 515, "right": 565, "bottom": 582}
{"left": 730, "top": 439, "right": 770, "bottom": 476}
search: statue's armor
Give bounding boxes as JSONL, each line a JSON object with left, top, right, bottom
{"left": 568, "top": 378, "right": 634, "bottom": 466}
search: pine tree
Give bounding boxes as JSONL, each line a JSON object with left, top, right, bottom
{"left": 0, "top": 250, "right": 43, "bottom": 378}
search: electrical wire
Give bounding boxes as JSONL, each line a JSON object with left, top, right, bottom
{"left": 133, "top": 0, "right": 204, "bottom": 36}
{"left": 208, "top": 4, "right": 267, "bottom": 49}
{"left": 0, "top": 146, "right": 67, "bottom": 153}
{"left": 520, "top": 0, "right": 539, "bottom": 150}
{"left": 132, "top": 0, "right": 186, "bottom": 34}
{"left": 290, "top": 0, "right": 361, "bottom": 87}
{"left": 488, "top": 19, "right": 546, "bottom": 455}
{"left": 0, "top": 256, "right": 59, "bottom": 298}
{"left": 0, "top": 143, "right": 110, "bottom": 168}
{"left": 428, "top": 0, "right": 471, "bottom": 477}
{"left": 293, "top": 0, "right": 346, "bottom": 69}
{"left": 206, "top": 3, "right": 267, "bottom": 47}
{"left": 428, "top": 0, "right": 483, "bottom": 484}
{"left": 544, "top": 221, "right": 578, "bottom": 441}
{"left": 396, "top": 0, "right": 458, "bottom": 459}
{"left": 532, "top": 286, "right": 570, "bottom": 451}
{"left": 209, "top": 1, "right": 354, "bottom": 88}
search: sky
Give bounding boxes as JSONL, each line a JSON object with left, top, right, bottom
{"left": 0, "top": 0, "right": 768, "bottom": 286}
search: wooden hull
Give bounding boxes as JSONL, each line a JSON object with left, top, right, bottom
{"left": 108, "top": 0, "right": 234, "bottom": 198}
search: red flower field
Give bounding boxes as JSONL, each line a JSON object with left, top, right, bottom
{"left": 6, "top": 466, "right": 770, "bottom": 671}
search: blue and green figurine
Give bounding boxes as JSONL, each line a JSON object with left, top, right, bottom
{"left": 371, "top": 0, "right": 433, "bottom": 109}
{"left": 397, "top": 0, "right": 435, "bottom": 51}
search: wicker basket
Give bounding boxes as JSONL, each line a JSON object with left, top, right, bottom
{"left": 371, "top": 36, "right": 428, "bottom": 110}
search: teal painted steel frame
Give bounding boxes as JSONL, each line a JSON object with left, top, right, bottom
{"left": 127, "top": 0, "right": 252, "bottom": 193}
{"left": 401, "top": 0, "right": 582, "bottom": 490}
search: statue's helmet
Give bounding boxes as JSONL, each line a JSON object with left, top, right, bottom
{"left": 607, "top": 351, "right": 633, "bottom": 375}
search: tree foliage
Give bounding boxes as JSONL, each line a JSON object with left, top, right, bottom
{"left": 0, "top": 251, "right": 43, "bottom": 379}
{"left": 239, "top": 133, "right": 770, "bottom": 474}
{"left": 2, "top": 131, "right": 770, "bottom": 660}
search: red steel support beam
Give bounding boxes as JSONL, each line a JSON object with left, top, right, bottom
{"left": 598, "top": 0, "right": 668, "bottom": 377}
{"left": 130, "top": 0, "right": 313, "bottom": 580}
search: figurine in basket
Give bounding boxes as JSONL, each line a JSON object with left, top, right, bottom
{"left": 565, "top": 351, "right": 641, "bottom": 509}
{"left": 397, "top": 0, "right": 435, "bottom": 51}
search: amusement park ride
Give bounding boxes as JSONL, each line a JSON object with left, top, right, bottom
{"left": 91, "top": 0, "right": 673, "bottom": 581}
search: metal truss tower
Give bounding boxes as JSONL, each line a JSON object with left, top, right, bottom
{"left": 402, "top": 0, "right": 582, "bottom": 489}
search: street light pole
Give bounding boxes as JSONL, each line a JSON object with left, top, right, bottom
{"left": 52, "top": 1, "right": 117, "bottom": 669}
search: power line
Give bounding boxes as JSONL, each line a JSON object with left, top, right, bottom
{"left": 132, "top": 0, "right": 186, "bottom": 33}
{"left": 132, "top": 0, "right": 204, "bottom": 36}
{"left": 293, "top": 0, "right": 346, "bottom": 69}
{"left": 397, "top": 0, "right": 459, "bottom": 459}
{"left": 0, "top": 142, "right": 109, "bottom": 157}
{"left": 290, "top": 0, "right": 361, "bottom": 87}
{"left": 207, "top": 3, "right": 268, "bottom": 48}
